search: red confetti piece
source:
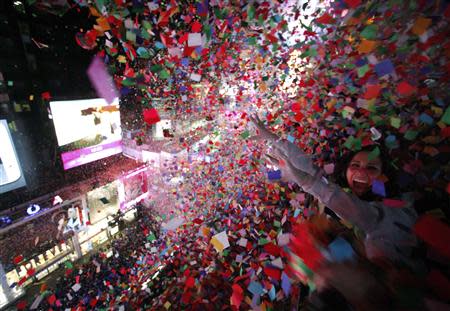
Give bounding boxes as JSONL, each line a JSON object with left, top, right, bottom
{"left": 191, "top": 21, "right": 202, "bottom": 32}
{"left": 47, "top": 294, "right": 56, "bottom": 306}
{"left": 397, "top": 81, "right": 416, "bottom": 96}
{"left": 264, "top": 266, "right": 281, "bottom": 280}
{"left": 382, "top": 198, "right": 406, "bottom": 208}
{"left": 41, "top": 91, "right": 51, "bottom": 100}
{"left": 143, "top": 108, "right": 161, "bottom": 125}
{"left": 364, "top": 84, "right": 382, "bottom": 99}
{"left": 344, "top": 0, "right": 362, "bottom": 8}
{"left": 414, "top": 215, "right": 450, "bottom": 259}
{"left": 315, "top": 13, "right": 336, "bottom": 24}
{"left": 264, "top": 243, "right": 281, "bottom": 256}
{"left": 13, "top": 255, "right": 24, "bottom": 265}
{"left": 426, "top": 269, "right": 450, "bottom": 301}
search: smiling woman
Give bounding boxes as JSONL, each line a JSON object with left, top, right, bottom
{"left": 347, "top": 151, "right": 382, "bottom": 179}
{"left": 346, "top": 151, "right": 383, "bottom": 195}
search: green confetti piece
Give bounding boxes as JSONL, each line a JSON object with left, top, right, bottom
{"left": 247, "top": 5, "right": 255, "bottom": 20}
{"left": 368, "top": 147, "right": 380, "bottom": 161}
{"left": 204, "top": 24, "right": 212, "bottom": 41}
{"left": 353, "top": 137, "right": 362, "bottom": 151}
{"left": 361, "top": 24, "right": 378, "bottom": 40}
{"left": 150, "top": 64, "right": 163, "bottom": 73}
{"left": 357, "top": 64, "right": 370, "bottom": 77}
{"left": 142, "top": 20, "right": 152, "bottom": 30}
{"left": 121, "top": 78, "right": 135, "bottom": 86}
{"left": 136, "top": 47, "right": 150, "bottom": 58}
{"left": 140, "top": 28, "right": 150, "bottom": 40}
{"left": 258, "top": 14, "right": 265, "bottom": 26}
{"left": 390, "top": 117, "right": 401, "bottom": 129}
{"left": 147, "top": 233, "right": 156, "bottom": 242}
{"left": 441, "top": 106, "right": 450, "bottom": 125}
{"left": 159, "top": 70, "right": 169, "bottom": 79}
{"left": 126, "top": 30, "right": 136, "bottom": 42}
{"left": 214, "top": 7, "right": 222, "bottom": 19}
{"left": 64, "top": 261, "right": 73, "bottom": 269}
{"left": 165, "top": 61, "right": 174, "bottom": 68}
{"left": 404, "top": 130, "right": 418, "bottom": 141}
{"left": 343, "top": 136, "right": 355, "bottom": 150}
{"left": 258, "top": 238, "right": 269, "bottom": 246}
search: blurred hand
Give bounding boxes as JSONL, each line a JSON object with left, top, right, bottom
{"left": 273, "top": 143, "right": 317, "bottom": 176}
{"left": 314, "top": 262, "right": 391, "bottom": 311}
{"left": 248, "top": 114, "right": 278, "bottom": 141}
{"left": 266, "top": 150, "right": 314, "bottom": 188}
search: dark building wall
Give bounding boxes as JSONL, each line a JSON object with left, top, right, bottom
{"left": 0, "top": 0, "right": 128, "bottom": 209}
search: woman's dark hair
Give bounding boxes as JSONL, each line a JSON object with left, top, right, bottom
{"left": 332, "top": 145, "right": 400, "bottom": 201}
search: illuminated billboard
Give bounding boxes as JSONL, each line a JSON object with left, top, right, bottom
{"left": 0, "top": 119, "right": 26, "bottom": 194}
{"left": 118, "top": 167, "right": 149, "bottom": 211}
{"left": 86, "top": 181, "right": 119, "bottom": 224}
{"left": 49, "top": 98, "right": 122, "bottom": 170}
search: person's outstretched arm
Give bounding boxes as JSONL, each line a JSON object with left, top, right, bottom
{"left": 268, "top": 152, "right": 379, "bottom": 232}
{"left": 249, "top": 114, "right": 318, "bottom": 176}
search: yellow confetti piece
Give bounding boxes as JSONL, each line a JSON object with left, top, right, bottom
{"left": 164, "top": 301, "right": 171, "bottom": 309}
{"left": 210, "top": 237, "right": 224, "bottom": 252}
{"left": 96, "top": 17, "right": 111, "bottom": 31}
{"left": 89, "top": 6, "right": 101, "bottom": 17}
{"left": 423, "top": 146, "right": 439, "bottom": 157}
{"left": 436, "top": 121, "right": 446, "bottom": 129}
{"left": 358, "top": 40, "right": 377, "bottom": 53}
{"left": 412, "top": 16, "right": 431, "bottom": 36}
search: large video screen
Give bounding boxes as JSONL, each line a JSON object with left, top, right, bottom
{"left": 86, "top": 181, "right": 119, "bottom": 225}
{"left": 118, "top": 167, "right": 149, "bottom": 211}
{"left": 50, "top": 98, "right": 122, "bottom": 170}
{"left": 0, "top": 119, "right": 26, "bottom": 194}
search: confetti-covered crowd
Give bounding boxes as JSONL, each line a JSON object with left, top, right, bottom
{"left": 8, "top": 0, "right": 450, "bottom": 310}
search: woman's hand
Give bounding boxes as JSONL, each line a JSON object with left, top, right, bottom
{"left": 265, "top": 150, "right": 314, "bottom": 188}
{"left": 272, "top": 142, "right": 317, "bottom": 176}
{"left": 248, "top": 114, "right": 279, "bottom": 141}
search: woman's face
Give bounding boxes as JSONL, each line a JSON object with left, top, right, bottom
{"left": 346, "top": 151, "right": 383, "bottom": 197}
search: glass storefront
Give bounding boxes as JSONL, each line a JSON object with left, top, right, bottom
{"left": 0, "top": 168, "right": 150, "bottom": 307}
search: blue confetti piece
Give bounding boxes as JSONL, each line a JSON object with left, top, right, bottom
{"left": 420, "top": 65, "right": 432, "bottom": 75}
{"left": 273, "top": 14, "right": 282, "bottom": 22}
{"left": 248, "top": 281, "right": 264, "bottom": 296}
{"left": 267, "top": 170, "right": 281, "bottom": 180}
{"left": 196, "top": 0, "right": 208, "bottom": 15}
{"left": 120, "top": 87, "right": 131, "bottom": 96}
{"left": 195, "top": 46, "right": 203, "bottom": 54}
{"left": 218, "top": 165, "right": 224, "bottom": 172}
{"left": 294, "top": 208, "right": 301, "bottom": 218}
{"left": 330, "top": 78, "right": 339, "bottom": 86}
{"left": 385, "top": 134, "right": 399, "bottom": 149}
{"left": 287, "top": 135, "right": 295, "bottom": 143}
{"left": 328, "top": 237, "right": 355, "bottom": 262}
{"left": 281, "top": 272, "right": 291, "bottom": 296}
{"left": 268, "top": 285, "right": 276, "bottom": 301}
{"left": 372, "top": 179, "right": 386, "bottom": 197}
{"left": 419, "top": 113, "right": 434, "bottom": 125}
{"left": 154, "top": 41, "right": 165, "bottom": 50}
{"left": 375, "top": 59, "right": 395, "bottom": 77}
{"left": 355, "top": 58, "right": 368, "bottom": 67}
